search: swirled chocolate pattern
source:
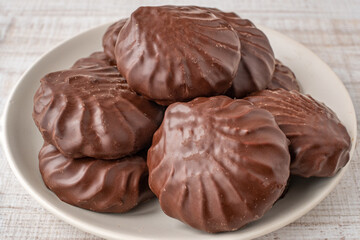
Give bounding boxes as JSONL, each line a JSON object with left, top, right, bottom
{"left": 148, "top": 96, "right": 290, "bottom": 232}
{"left": 267, "top": 60, "right": 300, "bottom": 91}
{"left": 115, "top": 6, "right": 241, "bottom": 105}
{"left": 246, "top": 89, "right": 351, "bottom": 177}
{"left": 39, "top": 142, "right": 154, "bottom": 213}
{"left": 33, "top": 56, "right": 164, "bottom": 159}
{"left": 72, "top": 51, "right": 115, "bottom": 69}
{"left": 102, "top": 19, "right": 127, "bottom": 62}
{"left": 207, "top": 9, "right": 275, "bottom": 98}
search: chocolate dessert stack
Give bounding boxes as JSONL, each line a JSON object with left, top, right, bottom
{"left": 32, "top": 6, "right": 351, "bottom": 233}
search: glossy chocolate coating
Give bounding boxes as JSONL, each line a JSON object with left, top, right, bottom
{"left": 246, "top": 89, "right": 351, "bottom": 177}
{"left": 102, "top": 19, "right": 127, "bottom": 62}
{"left": 209, "top": 10, "right": 275, "bottom": 98}
{"left": 148, "top": 96, "right": 290, "bottom": 233}
{"left": 267, "top": 60, "right": 300, "bottom": 91}
{"left": 39, "top": 142, "right": 154, "bottom": 213}
{"left": 33, "top": 55, "right": 164, "bottom": 159}
{"left": 72, "top": 51, "right": 115, "bottom": 69}
{"left": 115, "top": 6, "right": 241, "bottom": 105}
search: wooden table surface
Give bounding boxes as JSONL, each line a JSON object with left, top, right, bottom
{"left": 0, "top": 0, "right": 359, "bottom": 239}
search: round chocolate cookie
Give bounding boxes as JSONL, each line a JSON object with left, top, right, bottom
{"left": 148, "top": 96, "right": 290, "bottom": 233}
{"left": 102, "top": 19, "right": 127, "bottom": 62}
{"left": 72, "top": 51, "right": 115, "bottom": 69}
{"left": 39, "top": 142, "right": 154, "bottom": 213}
{"left": 33, "top": 58, "right": 164, "bottom": 159}
{"left": 267, "top": 60, "right": 300, "bottom": 91}
{"left": 245, "top": 89, "right": 351, "bottom": 177}
{"left": 115, "top": 6, "right": 241, "bottom": 105}
{"left": 208, "top": 9, "right": 275, "bottom": 98}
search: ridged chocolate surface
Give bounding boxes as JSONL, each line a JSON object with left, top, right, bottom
{"left": 72, "top": 51, "right": 115, "bottom": 69}
{"left": 115, "top": 6, "right": 241, "bottom": 105}
{"left": 210, "top": 10, "right": 275, "bottom": 98}
{"left": 148, "top": 96, "right": 290, "bottom": 233}
{"left": 246, "top": 89, "right": 351, "bottom": 177}
{"left": 33, "top": 54, "right": 164, "bottom": 159}
{"left": 39, "top": 142, "right": 154, "bottom": 213}
{"left": 102, "top": 19, "right": 127, "bottom": 62}
{"left": 267, "top": 60, "right": 300, "bottom": 91}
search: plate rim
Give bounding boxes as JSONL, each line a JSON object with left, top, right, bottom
{"left": 1, "top": 21, "right": 357, "bottom": 240}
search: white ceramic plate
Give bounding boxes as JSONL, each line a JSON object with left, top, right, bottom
{"left": 1, "top": 22, "right": 357, "bottom": 240}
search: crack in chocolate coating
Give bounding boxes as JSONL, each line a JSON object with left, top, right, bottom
{"left": 245, "top": 89, "right": 351, "bottom": 177}
{"left": 33, "top": 52, "right": 164, "bottom": 159}
{"left": 207, "top": 9, "right": 275, "bottom": 98}
{"left": 147, "top": 96, "right": 290, "bottom": 233}
{"left": 39, "top": 142, "right": 154, "bottom": 213}
{"left": 102, "top": 19, "right": 127, "bottom": 63}
{"left": 115, "top": 6, "right": 241, "bottom": 105}
{"left": 267, "top": 60, "right": 300, "bottom": 91}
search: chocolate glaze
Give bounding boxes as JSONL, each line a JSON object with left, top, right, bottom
{"left": 33, "top": 54, "right": 164, "bottom": 159}
{"left": 102, "top": 19, "right": 127, "bottom": 63}
{"left": 39, "top": 142, "right": 154, "bottom": 213}
{"left": 245, "top": 89, "right": 351, "bottom": 177}
{"left": 72, "top": 51, "right": 115, "bottom": 69}
{"left": 267, "top": 60, "right": 300, "bottom": 91}
{"left": 148, "top": 96, "right": 290, "bottom": 233}
{"left": 208, "top": 9, "right": 275, "bottom": 98}
{"left": 115, "top": 6, "right": 241, "bottom": 105}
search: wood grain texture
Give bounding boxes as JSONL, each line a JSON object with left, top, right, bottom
{"left": 0, "top": 0, "right": 359, "bottom": 239}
